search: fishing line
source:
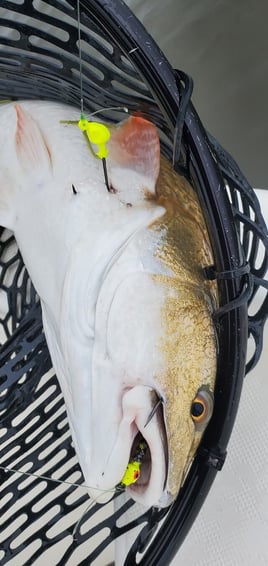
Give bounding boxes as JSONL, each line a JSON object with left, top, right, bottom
{"left": 0, "top": 464, "right": 118, "bottom": 495}
{"left": 76, "top": 0, "right": 114, "bottom": 192}
{"left": 72, "top": 491, "right": 111, "bottom": 540}
{"left": 1, "top": 463, "right": 120, "bottom": 542}
{"left": 75, "top": 2, "right": 128, "bottom": 122}
{"left": 75, "top": 2, "right": 130, "bottom": 192}
{"left": 60, "top": 106, "right": 129, "bottom": 126}
{"left": 89, "top": 106, "right": 129, "bottom": 117}
{"left": 73, "top": 499, "right": 95, "bottom": 539}
{"left": 73, "top": 483, "right": 125, "bottom": 540}
{"left": 77, "top": 0, "right": 84, "bottom": 116}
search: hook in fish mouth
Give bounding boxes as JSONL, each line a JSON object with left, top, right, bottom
{"left": 118, "top": 389, "right": 169, "bottom": 505}
{"left": 76, "top": 386, "right": 172, "bottom": 508}
{"left": 144, "top": 395, "right": 165, "bottom": 428}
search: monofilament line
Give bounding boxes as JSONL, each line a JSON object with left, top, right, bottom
{"left": 0, "top": 464, "right": 117, "bottom": 494}
{"left": 77, "top": 0, "right": 84, "bottom": 116}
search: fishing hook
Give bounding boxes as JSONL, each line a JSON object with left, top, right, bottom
{"left": 144, "top": 396, "right": 164, "bottom": 429}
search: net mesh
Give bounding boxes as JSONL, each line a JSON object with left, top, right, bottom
{"left": 0, "top": 1, "right": 267, "bottom": 565}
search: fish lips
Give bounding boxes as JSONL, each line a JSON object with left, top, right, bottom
{"left": 123, "top": 386, "right": 169, "bottom": 507}
{"left": 84, "top": 385, "right": 170, "bottom": 508}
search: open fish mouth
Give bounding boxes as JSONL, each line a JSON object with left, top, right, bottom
{"left": 128, "top": 432, "right": 153, "bottom": 490}
{"left": 115, "top": 386, "right": 170, "bottom": 507}
{"left": 84, "top": 386, "right": 170, "bottom": 508}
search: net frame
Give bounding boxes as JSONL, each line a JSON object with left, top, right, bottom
{"left": 0, "top": 1, "right": 267, "bottom": 565}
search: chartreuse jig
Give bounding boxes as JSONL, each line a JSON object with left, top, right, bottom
{"left": 118, "top": 441, "right": 147, "bottom": 489}
{"left": 60, "top": 107, "right": 128, "bottom": 192}
{"left": 78, "top": 113, "right": 111, "bottom": 191}
{"left": 78, "top": 114, "right": 110, "bottom": 159}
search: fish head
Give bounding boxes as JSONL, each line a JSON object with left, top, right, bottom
{"left": 155, "top": 282, "right": 216, "bottom": 505}
{"left": 83, "top": 267, "right": 216, "bottom": 508}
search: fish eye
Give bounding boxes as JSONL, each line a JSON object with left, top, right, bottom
{"left": 191, "top": 387, "right": 214, "bottom": 428}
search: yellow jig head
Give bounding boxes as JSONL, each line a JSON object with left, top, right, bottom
{"left": 78, "top": 115, "right": 110, "bottom": 159}
{"left": 120, "top": 460, "right": 141, "bottom": 487}
{"left": 119, "top": 441, "right": 147, "bottom": 488}
{"left": 61, "top": 108, "right": 127, "bottom": 192}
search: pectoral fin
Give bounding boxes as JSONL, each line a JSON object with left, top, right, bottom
{"left": 0, "top": 104, "right": 53, "bottom": 230}
{"left": 15, "top": 104, "right": 52, "bottom": 173}
{"left": 108, "top": 116, "right": 160, "bottom": 202}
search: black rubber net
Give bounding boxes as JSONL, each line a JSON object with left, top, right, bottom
{"left": 0, "top": 1, "right": 267, "bottom": 565}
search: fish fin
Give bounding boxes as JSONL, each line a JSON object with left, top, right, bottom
{"left": 15, "top": 104, "right": 52, "bottom": 173}
{"left": 108, "top": 116, "right": 160, "bottom": 199}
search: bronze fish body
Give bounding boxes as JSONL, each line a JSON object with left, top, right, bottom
{"left": 0, "top": 101, "right": 217, "bottom": 507}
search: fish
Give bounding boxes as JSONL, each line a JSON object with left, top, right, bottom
{"left": 0, "top": 100, "right": 218, "bottom": 508}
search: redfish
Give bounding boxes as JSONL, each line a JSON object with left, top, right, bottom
{"left": 0, "top": 101, "right": 217, "bottom": 507}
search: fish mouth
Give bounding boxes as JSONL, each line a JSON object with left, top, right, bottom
{"left": 121, "top": 387, "right": 170, "bottom": 507}
{"left": 84, "top": 386, "right": 171, "bottom": 508}
{"left": 128, "top": 431, "right": 152, "bottom": 491}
